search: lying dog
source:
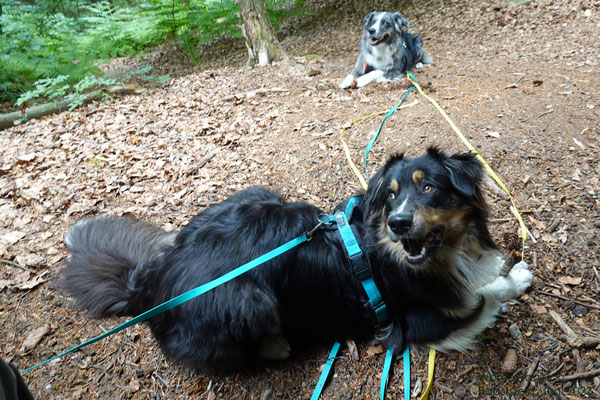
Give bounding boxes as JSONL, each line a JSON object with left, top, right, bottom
{"left": 61, "top": 148, "right": 532, "bottom": 372}
{"left": 341, "top": 11, "right": 433, "bottom": 89}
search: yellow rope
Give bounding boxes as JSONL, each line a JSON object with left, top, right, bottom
{"left": 340, "top": 100, "right": 419, "bottom": 191}
{"left": 406, "top": 72, "right": 528, "bottom": 258}
{"left": 419, "top": 348, "right": 436, "bottom": 400}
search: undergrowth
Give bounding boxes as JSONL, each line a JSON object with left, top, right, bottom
{"left": 0, "top": 0, "right": 306, "bottom": 108}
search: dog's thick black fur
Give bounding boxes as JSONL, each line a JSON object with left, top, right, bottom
{"left": 61, "top": 148, "right": 532, "bottom": 372}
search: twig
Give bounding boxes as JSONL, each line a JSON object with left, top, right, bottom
{"left": 519, "top": 357, "right": 540, "bottom": 392}
{"left": 543, "top": 381, "right": 567, "bottom": 400}
{"left": 537, "top": 109, "right": 555, "bottom": 119}
{"left": 560, "top": 368, "right": 600, "bottom": 382}
{"left": 456, "top": 365, "right": 475, "bottom": 380}
{"left": 549, "top": 310, "right": 579, "bottom": 345}
{"left": 537, "top": 291, "right": 600, "bottom": 311}
{"left": 0, "top": 259, "right": 31, "bottom": 271}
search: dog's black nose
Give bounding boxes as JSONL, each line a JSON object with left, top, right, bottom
{"left": 368, "top": 28, "right": 376, "bottom": 36}
{"left": 388, "top": 214, "right": 412, "bottom": 235}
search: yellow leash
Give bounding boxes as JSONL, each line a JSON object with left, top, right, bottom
{"left": 405, "top": 71, "right": 528, "bottom": 257}
{"left": 340, "top": 100, "right": 419, "bottom": 191}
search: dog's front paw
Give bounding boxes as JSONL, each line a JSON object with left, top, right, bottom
{"left": 508, "top": 261, "right": 533, "bottom": 296}
{"left": 340, "top": 74, "right": 355, "bottom": 89}
{"left": 415, "top": 62, "right": 424, "bottom": 69}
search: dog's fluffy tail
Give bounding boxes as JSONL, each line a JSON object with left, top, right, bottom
{"left": 61, "top": 215, "right": 175, "bottom": 318}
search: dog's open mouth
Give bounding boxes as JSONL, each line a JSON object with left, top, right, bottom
{"left": 369, "top": 34, "right": 389, "bottom": 45}
{"left": 401, "top": 226, "right": 445, "bottom": 264}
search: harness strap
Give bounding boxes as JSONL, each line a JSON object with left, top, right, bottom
{"left": 337, "top": 198, "right": 387, "bottom": 325}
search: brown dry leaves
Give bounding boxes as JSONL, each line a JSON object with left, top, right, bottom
{"left": 1, "top": 0, "right": 600, "bottom": 399}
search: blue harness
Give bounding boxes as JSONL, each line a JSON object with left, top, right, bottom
{"left": 311, "top": 196, "right": 396, "bottom": 400}
{"left": 334, "top": 196, "right": 388, "bottom": 325}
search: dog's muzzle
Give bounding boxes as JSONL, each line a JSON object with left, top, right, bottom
{"left": 387, "top": 215, "right": 445, "bottom": 264}
{"left": 368, "top": 30, "right": 389, "bottom": 45}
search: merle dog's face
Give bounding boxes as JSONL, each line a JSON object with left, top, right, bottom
{"left": 366, "top": 148, "right": 484, "bottom": 265}
{"left": 363, "top": 11, "right": 410, "bottom": 46}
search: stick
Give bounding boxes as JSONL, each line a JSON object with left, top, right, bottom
{"left": 0, "top": 259, "right": 31, "bottom": 271}
{"left": 549, "top": 311, "right": 579, "bottom": 345}
{"left": 543, "top": 381, "right": 567, "bottom": 400}
{"left": 538, "top": 291, "right": 600, "bottom": 311}
{"left": 561, "top": 368, "right": 600, "bottom": 382}
{"left": 519, "top": 357, "right": 539, "bottom": 392}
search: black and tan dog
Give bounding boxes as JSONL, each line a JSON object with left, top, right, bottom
{"left": 341, "top": 11, "right": 433, "bottom": 89}
{"left": 61, "top": 148, "right": 532, "bottom": 372}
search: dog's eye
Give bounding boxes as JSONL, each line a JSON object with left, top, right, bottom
{"left": 423, "top": 184, "right": 435, "bottom": 193}
{"left": 387, "top": 192, "right": 396, "bottom": 200}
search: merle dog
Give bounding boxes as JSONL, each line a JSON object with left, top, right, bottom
{"left": 341, "top": 11, "right": 433, "bottom": 89}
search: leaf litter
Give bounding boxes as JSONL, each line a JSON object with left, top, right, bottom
{"left": 1, "top": 0, "right": 600, "bottom": 398}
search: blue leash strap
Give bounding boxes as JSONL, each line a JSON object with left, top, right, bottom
{"left": 403, "top": 347, "right": 411, "bottom": 400}
{"left": 363, "top": 82, "right": 416, "bottom": 182}
{"left": 380, "top": 347, "right": 394, "bottom": 400}
{"left": 310, "top": 341, "right": 341, "bottom": 400}
{"left": 21, "top": 233, "right": 309, "bottom": 374}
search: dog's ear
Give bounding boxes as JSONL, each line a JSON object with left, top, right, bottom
{"left": 392, "top": 12, "right": 410, "bottom": 31}
{"left": 365, "top": 154, "right": 405, "bottom": 212}
{"left": 364, "top": 12, "right": 377, "bottom": 29}
{"left": 442, "top": 152, "right": 484, "bottom": 197}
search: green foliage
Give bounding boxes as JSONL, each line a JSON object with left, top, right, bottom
{"left": 0, "top": 0, "right": 307, "bottom": 104}
{"left": 16, "top": 66, "right": 170, "bottom": 112}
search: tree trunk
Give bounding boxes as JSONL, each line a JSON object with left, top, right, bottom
{"left": 237, "top": 0, "right": 287, "bottom": 66}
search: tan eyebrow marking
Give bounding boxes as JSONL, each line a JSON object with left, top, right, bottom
{"left": 412, "top": 170, "right": 425, "bottom": 183}
{"left": 390, "top": 179, "right": 399, "bottom": 192}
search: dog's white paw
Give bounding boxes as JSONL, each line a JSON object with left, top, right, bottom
{"left": 259, "top": 335, "right": 291, "bottom": 360}
{"left": 508, "top": 261, "right": 533, "bottom": 296}
{"left": 340, "top": 74, "right": 355, "bottom": 89}
{"left": 415, "top": 62, "right": 424, "bottom": 69}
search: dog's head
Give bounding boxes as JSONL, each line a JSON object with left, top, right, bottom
{"left": 363, "top": 11, "right": 410, "bottom": 46}
{"left": 365, "top": 148, "right": 488, "bottom": 266}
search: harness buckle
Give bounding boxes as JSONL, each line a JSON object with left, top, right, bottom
{"left": 306, "top": 213, "right": 334, "bottom": 241}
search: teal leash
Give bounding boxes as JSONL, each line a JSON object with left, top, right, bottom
{"left": 380, "top": 347, "right": 394, "bottom": 400}
{"left": 403, "top": 347, "right": 411, "bottom": 400}
{"left": 310, "top": 341, "right": 341, "bottom": 400}
{"left": 363, "top": 81, "right": 417, "bottom": 182}
{"left": 21, "top": 233, "right": 310, "bottom": 374}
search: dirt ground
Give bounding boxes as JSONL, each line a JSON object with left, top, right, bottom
{"left": 1, "top": 0, "right": 599, "bottom": 399}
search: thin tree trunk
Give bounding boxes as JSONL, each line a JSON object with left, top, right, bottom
{"left": 237, "top": 0, "right": 287, "bottom": 66}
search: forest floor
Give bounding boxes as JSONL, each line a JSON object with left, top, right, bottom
{"left": 1, "top": 0, "right": 600, "bottom": 399}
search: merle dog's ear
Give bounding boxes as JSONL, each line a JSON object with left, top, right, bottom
{"left": 442, "top": 152, "right": 484, "bottom": 197}
{"left": 392, "top": 12, "right": 410, "bottom": 31}
{"left": 364, "top": 12, "right": 377, "bottom": 29}
{"left": 365, "top": 154, "right": 405, "bottom": 211}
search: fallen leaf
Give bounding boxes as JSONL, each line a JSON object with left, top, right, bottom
{"left": 528, "top": 216, "right": 546, "bottom": 230}
{"left": 530, "top": 304, "right": 547, "bottom": 314}
{"left": 20, "top": 325, "right": 50, "bottom": 353}
{"left": 365, "top": 344, "right": 384, "bottom": 356}
{"left": 16, "top": 271, "right": 49, "bottom": 291}
{"left": 0, "top": 231, "right": 26, "bottom": 245}
{"left": 558, "top": 276, "right": 582, "bottom": 286}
